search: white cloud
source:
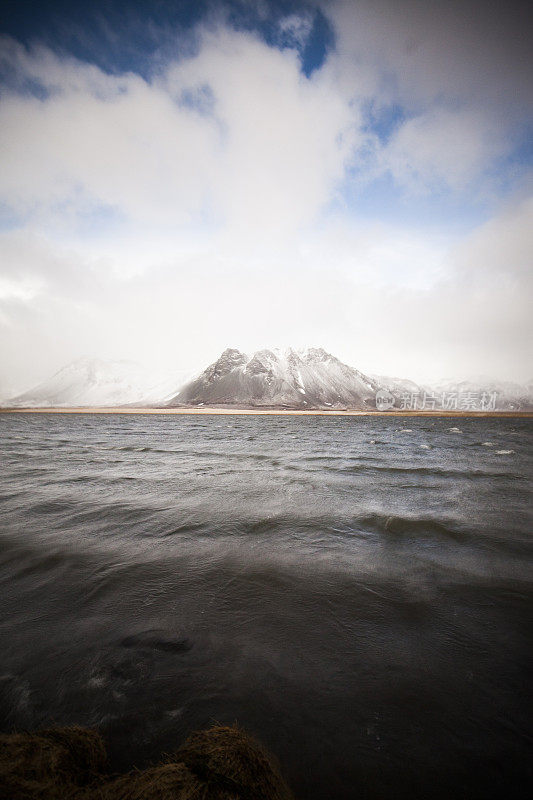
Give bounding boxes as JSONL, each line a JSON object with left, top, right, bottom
{"left": 0, "top": 28, "right": 360, "bottom": 245}
{"left": 325, "top": 0, "right": 532, "bottom": 194}
{"left": 0, "top": 61, "right": 219, "bottom": 227}
{"left": 164, "top": 27, "right": 361, "bottom": 243}
{"left": 382, "top": 108, "right": 505, "bottom": 193}
{"left": 0, "top": 10, "right": 531, "bottom": 394}
{"left": 278, "top": 12, "right": 315, "bottom": 49}
{"left": 454, "top": 193, "right": 533, "bottom": 278}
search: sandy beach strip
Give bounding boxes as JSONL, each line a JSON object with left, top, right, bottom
{"left": 1, "top": 407, "right": 532, "bottom": 418}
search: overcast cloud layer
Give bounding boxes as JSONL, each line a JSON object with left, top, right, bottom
{"left": 0, "top": 0, "right": 532, "bottom": 396}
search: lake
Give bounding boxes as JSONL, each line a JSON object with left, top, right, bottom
{"left": 0, "top": 413, "right": 531, "bottom": 799}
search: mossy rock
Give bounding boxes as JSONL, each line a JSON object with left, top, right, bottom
{"left": 0, "top": 726, "right": 106, "bottom": 799}
{"left": 0, "top": 724, "right": 294, "bottom": 800}
{"left": 174, "top": 725, "right": 293, "bottom": 800}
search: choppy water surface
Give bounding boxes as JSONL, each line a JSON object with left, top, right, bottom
{"left": 0, "top": 413, "right": 532, "bottom": 799}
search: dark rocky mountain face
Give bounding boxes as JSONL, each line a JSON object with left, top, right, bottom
{"left": 169, "top": 348, "right": 378, "bottom": 409}
{"left": 169, "top": 348, "right": 533, "bottom": 411}
{"left": 204, "top": 348, "right": 248, "bottom": 382}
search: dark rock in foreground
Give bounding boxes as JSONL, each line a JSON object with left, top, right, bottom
{"left": 0, "top": 724, "right": 294, "bottom": 800}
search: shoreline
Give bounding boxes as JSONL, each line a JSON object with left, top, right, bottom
{"left": 1, "top": 406, "right": 532, "bottom": 417}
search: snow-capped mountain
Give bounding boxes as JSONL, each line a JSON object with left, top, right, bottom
{"left": 428, "top": 377, "right": 533, "bottom": 411}
{"left": 4, "top": 358, "right": 188, "bottom": 408}
{"left": 169, "top": 347, "right": 379, "bottom": 408}
{"left": 4, "top": 351, "right": 531, "bottom": 410}
{"left": 370, "top": 374, "right": 533, "bottom": 411}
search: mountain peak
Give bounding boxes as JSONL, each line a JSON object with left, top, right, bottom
{"left": 170, "top": 346, "right": 376, "bottom": 408}
{"left": 300, "top": 347, "right": 334, "bottom": 363}
{"left": 204, "top": 348, "right": 247, "bottom": 383}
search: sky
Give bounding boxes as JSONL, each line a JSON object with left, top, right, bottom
{"left": 0, "top": 0, "right": 532, "bottom": 395}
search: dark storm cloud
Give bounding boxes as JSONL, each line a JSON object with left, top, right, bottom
{"left": 326, "top": 0, "right": 533, "bottom": 116}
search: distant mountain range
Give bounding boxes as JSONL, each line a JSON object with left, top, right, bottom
{"left": 3, "top": 349, "right": 532, "bottom": 411}
{"left": 4, "top": 358, "right": 188, "bottom": 408}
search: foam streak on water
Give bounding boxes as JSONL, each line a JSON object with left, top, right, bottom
{"left": 0, "top": 413, "right": 532, "bottom": 799}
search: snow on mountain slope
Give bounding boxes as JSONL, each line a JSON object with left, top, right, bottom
{"left": 169, "top": 347, "right": 379, "bottom": 408}
{"left": 371, "top": 374, "right": 533, "bottom": 410}
{"left": 4, "top": 352, "right": 531, "bottom": 410}
{"left": 429, "top": 377, "right": 533, "bottom": 411}
{"left": 4, "top": 358, "right": 188, "bottom": 407}
{"left": 371, "top": 375, "right": 423, "bottom": 395}
{"left": 170, "top": 349, "right": 533, "bottom": 410}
